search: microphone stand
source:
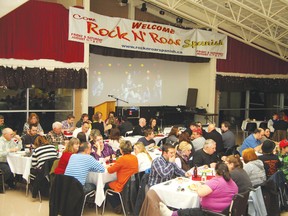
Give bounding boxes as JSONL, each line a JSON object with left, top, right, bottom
{"left": 108, "top": 95, "right": 128, "bottom": 118}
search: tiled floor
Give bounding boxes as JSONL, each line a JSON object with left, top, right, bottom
{"left": 0, "top": 183, "right": 120, "bottom": 216}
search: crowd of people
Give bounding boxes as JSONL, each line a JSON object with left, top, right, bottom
{"left": 0, "top": 111, "right": 288, "bottom": 215}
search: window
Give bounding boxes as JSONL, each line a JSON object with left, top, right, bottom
{"left": 0, "top": 88, "right": 74, "bottom": 134}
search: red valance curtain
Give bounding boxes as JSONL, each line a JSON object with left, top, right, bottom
{"left": 0, "top": 0, "right": 84, "bottom": 63}
{"left": 217, "top": 37, "right": 288, "bottom": 75}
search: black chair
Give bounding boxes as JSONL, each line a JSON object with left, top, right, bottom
{"left": 259, "top": 122, "right": 268, "bottom": 129}
{"left": 49, "top": 174, "right": 96, "bottom": 216}
{"left": 0, "top": 169, "right": 5, "bottom": 193}
{"left": 102, "top": 173, "right": 140, "bottom": 216}
{"left": 203, "top": 190, "right": 250, "bottom": 216}
{"left": 244, "top": 122, "right": 257, "bottom": 138}
{"left": 28, "top": 158, "right": 56, "bottom": 202}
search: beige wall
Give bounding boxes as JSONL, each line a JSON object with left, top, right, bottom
{"left": 188, "top": 59, "right": 217, "bottom": 124}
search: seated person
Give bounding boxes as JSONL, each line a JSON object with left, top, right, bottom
{"left": 148, "top": 118, "right": 158, "bottom": 134}
{"left": 148, "top": 143, "right": 191, "bottom": 187}
{"left": 137, "top": 129, "right": 156, "bottom": 148}
{"left": 132, "top": 118, "right": 146, "bottom": 136}
{"left": 75, "top": 113, "right": 91, "bottom": 128}
{"left": 118, "top": 115, "right": 133, "bottom": 136}
{"left": 90, "top": 134, "right": 115, "bottom": 161}
{"left": 91, "top": 112, "right": 111, "bottom": 138}
{"left": 54, "top": 138, "right": 80, "bottom": 174}
{"left": 0, "top": 115, "right": 6, "bottom": 136}
{"left": 221, "top": 121, "right": 236, "bottom": 151}
{"left": 31, "top": 136, "right": 58, "bottom": 169}
{"left": 279, "top": 139, "right": 288, "bottom": 180}
{"left": 65, "top": 142, "right": 105, "bottom": 194}
{"left": 160, "top": 162, "right": 238, "bottom": 215}
{"left": 184, "top": 122, "right": 198, "bottom": 136}
{"left": 166, "top": 126, "right": 179, "bottom": 144}
{"left": 61, "top": 114, "right": 76, "bottom": 133}
{"left": 133, "top": 142, "right": 152, "bottom": 172}
{"left": 258, "top": 140, "right": 281, "bottom": 178}
{"left": 46, "top": 121, "right": 66, "bottom": 146}
{"left": 107, "top": 128, "right": 123, "bottom": 152}
{"left": 77, "top": 132, "right": 87, "bottom": 143}
{"left": 22, "top": 113, "right": 44, "bottom": 135}
{"left": 0, "top": 128, "right": 22, "bottom": 188}
{"left": 192, "top": 139, "right": 219, "bottom": 168}
{"left": 105, "top": 140, "right": 138, "bottom": 212}
{"left": 21, "top": 124, "right": 39, "bottom": 150}
{"left": 191, "top": 128, "right": 206, "bottom": 151}
{"left": 175, "top": 141, "right": 192, "bottom": 171}
{"left": 204, "top": 124, "right": 224, "bottom": 154}
{"left": 242, "top": 148, "right": 266, "bottom": 186}
{"left": 225, "top": 155, "right": 252, "bottom": 193}
{"left": 73, "top": 121, "right": 91, "bottom": 141}
{"left": 105, "top": 111, "right": 119, "bottom": 127}
{"left": 240, "top": 128, "right": 264, "bottom": 155}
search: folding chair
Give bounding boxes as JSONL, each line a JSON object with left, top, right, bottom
{"left": 102, "top": 174, "right": 139, "bottom": 216}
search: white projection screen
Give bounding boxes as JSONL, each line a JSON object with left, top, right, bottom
{"left": 89, "top": 53, "right": 190, "bottom": 107}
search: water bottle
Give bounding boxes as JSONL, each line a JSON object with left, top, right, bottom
{"left": 201, "top": 172, "right": 207, "bottom": 182}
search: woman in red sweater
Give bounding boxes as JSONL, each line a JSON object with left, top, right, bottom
{"left": 54, "top": 138, "right": 80, "bottom": 174}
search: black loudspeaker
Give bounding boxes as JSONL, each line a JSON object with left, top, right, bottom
{"left": 186, "top": 88, "right": 198, "bottom": 109}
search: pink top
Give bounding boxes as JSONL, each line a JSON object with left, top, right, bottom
{"left": 201, "top": 176, "right": 238, "bottom": 212}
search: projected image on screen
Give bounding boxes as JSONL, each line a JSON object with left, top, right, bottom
{"left": 89, "top": 54, "right": 189, "bottom": 107}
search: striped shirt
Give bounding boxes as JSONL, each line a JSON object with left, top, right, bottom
{"left": 31, "top": 144, "right": 58, "bottom": 168}
{"left": 65, "top": 153, "right": 105, "bottom": 185}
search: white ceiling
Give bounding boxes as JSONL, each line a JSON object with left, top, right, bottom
{"left": 1, "top": 0, "right": 287, "bottom": 62}
{"left": 0, "top": 0, "right": 28, "bottom": 18}
{"left": 138, "top": 0, "right": 288, "bottom": 62}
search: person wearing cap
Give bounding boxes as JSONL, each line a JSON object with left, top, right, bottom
{"left": 191, "top": 128, "right": 206, "bottom": 151}
{"left": 258, "top": 140, "right": 281, "bottom": 178}
{"left": 278, "top": 139, "right": 288, "bottom": 180}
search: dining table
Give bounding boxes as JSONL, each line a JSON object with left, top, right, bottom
{"left": 6, "top": 151, "right": 32, "bottom": 182}
{"left": 86, "top": 170, "right": 117, "bottom": 207}
{"left": 150, "top": 177, "right": 200, "bottom": 209}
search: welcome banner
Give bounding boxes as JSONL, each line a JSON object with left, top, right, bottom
{"left": 69, "top": 7, "right": 227, "bottom": 59}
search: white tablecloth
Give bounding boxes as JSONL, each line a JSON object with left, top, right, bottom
{"left": 7, "top": 152, "right": 32, "bottom": 182}
{"left": 124, "top": 135, "right": 166, "bottom": 146}
{"left": 150, "top": 177, "right": 200, "bottom": 209}
{"left": 86, "top": 171, "right": 117, "bottom": 206}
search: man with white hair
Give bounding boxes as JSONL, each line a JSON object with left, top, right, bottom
{"left": 0, "top": 128, "right": 22, "bottom": 188}
{"left": 132, "top": 118, "right": 146, "bottom": 136}
{"left": 192, "top": 139, "right": 219, "bottom": 168}
{"left": 46, "top": 121, "right": 66, "bottom": 146}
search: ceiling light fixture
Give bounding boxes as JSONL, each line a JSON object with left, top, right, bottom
{"left": 159, "top": 10, "right": 165, "bottom": 15}
{"left": 176, "top": 17, "right": 183, "bottom": 24}
{"left": 141, "top": 3, "right": 147, "bottom": 12}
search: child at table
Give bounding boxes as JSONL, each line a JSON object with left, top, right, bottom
{"left": 278, "top": 139, "right": 288, "bottom": 181}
